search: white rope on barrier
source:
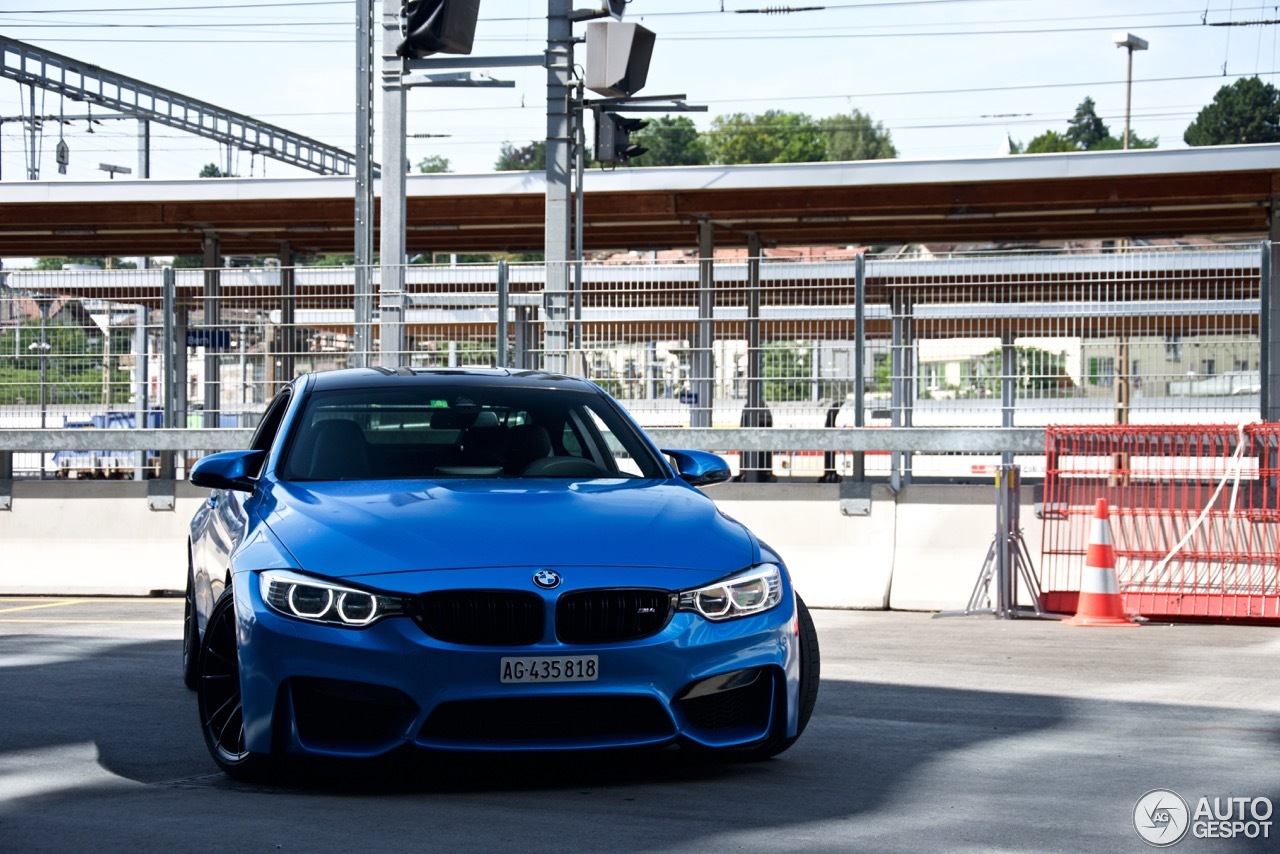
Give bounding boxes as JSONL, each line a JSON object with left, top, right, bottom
{"left": 1144, "top": 420, "right": 1254, "bottom": 587}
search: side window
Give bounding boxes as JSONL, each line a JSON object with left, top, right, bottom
{"left": 246, "top": 390, "right": 291, "bottom": 477}
{"left": 560, "top": 420, "right": 584, "bottom": 457}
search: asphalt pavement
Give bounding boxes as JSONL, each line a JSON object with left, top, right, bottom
{"left": 0, "top": 597, "right": 1277, "bottom": 853}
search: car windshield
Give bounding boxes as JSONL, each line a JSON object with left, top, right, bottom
{"left": 278, "top": 384, "right": 665, "bottom": 481}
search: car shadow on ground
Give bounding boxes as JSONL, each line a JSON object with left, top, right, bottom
{"left": 0, "top": 631, "right": 1070, "bottom": 801}
{"left": 5, "top": 634, "right": 1280, "bottom": 852}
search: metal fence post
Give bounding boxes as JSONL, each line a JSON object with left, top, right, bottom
{"left": 161, "top": 266, "right": 176, "bottom": 480}
{"left": 378, "top": 0, "right": 407, "bottom": 369}
{"left": 1263, "top": 239, "right": 1277, "bottom": 422}
{"left": 497, "top": 260, "right": 510, "bottom": 368}
{"left": 201, "top": 233, "right": 220, "bottom": 428}
{"left": 853, "top": 252, "right": 866, "bottom": 480}
{"left": 890, "top": 290, "right": 915, "bottom": 489}
{"left": 692, "top": 219, "right": 715, "bottom": 428}
{"left": 1001, "top": 329, "right": 1017, "bottom": 466}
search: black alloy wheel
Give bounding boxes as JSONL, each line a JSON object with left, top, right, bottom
{"left": 197, "top": 592, "right": 272, "bottom": 780}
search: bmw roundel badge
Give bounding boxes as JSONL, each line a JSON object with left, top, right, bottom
{"left": 533, "top": 569, "right": 561, "bottom": 589}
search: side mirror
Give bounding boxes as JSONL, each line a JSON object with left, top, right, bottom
{"left": 663, "top": 449, "right": 732, "bottom": 488}
{"left": 189, "top": 450, "right": 265, "bottom": 493}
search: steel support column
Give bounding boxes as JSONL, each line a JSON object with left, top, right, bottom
{"left": 353, "top": 0, "right": 377, "bottom": 367}
{"left": 160, "top": 266, "right": 176, "bottom": 480}
{"left": 136, "top": 119, "right": 150, "bottom": 179}
{"left": 201, "top": 233, "right": 220, "bottom": 428}
{"left": 1264, "top": 219, "right": 1280, "bottom": 421}
{"left": 514, "top": 306, "right": 532, "bottom": 370}
{"left": 133, "top": 304, "right": 148, "bottom": 479}
{"left": 278, "top": 243, "right": 296, "bottom": 392}
{"left": 890, "top": 290, "right": 915, "bottom": 488}
{"left": 543, "top": 0, "right": 574, "bottom": 374}
{"left": 740, "top": 232, "right": 772, "bottom": 480}
{"left": 852, "top": 253, "right": 867, "bottom": 480}
{"left": 378, "top": 0, "right": 406, "bottom": 368}
{"left": 1001, "top": 329, "right": 1016, "bottom": 465}
{"left": 692, "top": 220, "right": 716, "bottom": 428}
{"left": 745, "top": 233, "right": 764, "bottom": 420}
{"left": 497, "top": 260, "right": 510, "bottom": 367}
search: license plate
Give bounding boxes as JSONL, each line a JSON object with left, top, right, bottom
{"left": 500, "top": 655, "right": 598, "bottom": 683}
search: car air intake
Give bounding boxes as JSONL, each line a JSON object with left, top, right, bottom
{"left": 412, "top": 590, "right": 545, "bottom": 646}
{"left": 421, "top": 695, "right": 675, "bottom": 745}
{"left": 555, "top": 588, "right": 675, "bottom": 644}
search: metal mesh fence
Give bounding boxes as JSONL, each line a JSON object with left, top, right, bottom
{"left": 0, "top": 244, "right": 1264, "bottom": 479}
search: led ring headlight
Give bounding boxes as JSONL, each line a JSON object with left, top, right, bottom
{"left": 261, "top": 569, "right": 404, "bottom": 628}
{"left": 677, "top": 564, "right": 783, "bottom": 622}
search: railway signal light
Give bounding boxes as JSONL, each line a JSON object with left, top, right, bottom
{"left": 397, "top": 0, "right": 481, "bottom": 59}
{"left": 595, "top": 112, "right": 649, "bottom": 165}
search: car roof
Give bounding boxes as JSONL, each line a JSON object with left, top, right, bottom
{"left": 303, "top": 367, "right": 600, "bottom": 394}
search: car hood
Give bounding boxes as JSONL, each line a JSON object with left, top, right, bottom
{"left": 255, "top": 477, "right": 756, "bottom": 581}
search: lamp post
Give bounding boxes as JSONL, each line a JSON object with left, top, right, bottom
{"left": 1113, "top": 32, "right": 1148, "bottom": 150}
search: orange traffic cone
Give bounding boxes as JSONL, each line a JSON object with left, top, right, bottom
{"left": 1066, "top": 498, "right": 1140, "bottom": 627}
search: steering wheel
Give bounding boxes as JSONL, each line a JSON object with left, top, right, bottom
{"left": 520, "top": 456, "right": 607, "bottom": 477}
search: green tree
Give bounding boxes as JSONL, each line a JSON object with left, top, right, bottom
{"left": 1184, "top": 76, "right": 1280, "bottom": 146}
{"left": 494, "top": 140, "right": 546, "bottom": 171}
{"left": 978, "top": 346, "right": 1074, "bottom": 395}
{"left": 1018, "top": 130, "right": 1077, "bottom": 153}
{"left": 34, "top": 257, "right": 103, "bottom": 271}
{"left": 198, "top": 163, "right": 234, "bottom": 178}
{"left": 630, "top": 116, "right": 709, "bottom": 166}
{"left": 306, "top": 254, "right": 357, "bottom": 266}
{"left": 417, "top": 154, "right": 451, "bottom": 173}
{"left": 1013, "top": 97, "right": 1156, "bottom": 153}
{"left": 32, "top": 257, "right": 137, "bottom": 271}
{"left": 763, "top": 341, "right": 811, "bottom": 401}
{"left": 706, "top": 110, "right": 826, "bottom": 165}
{"left": 1066, "top": 97, "right": 1110, "bottom": 149}
{"left": 1088, "top": 129, "right": 1158, "bottom": 150}
{"left": 0, "top": 321, "right": 125, "bottom": 406}
{"left": 818, "top": 109, "right": 897, "bottom": 161}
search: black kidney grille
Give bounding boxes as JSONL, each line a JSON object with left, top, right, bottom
{"left": 412, "top": 590, "right": 544, "bottom": 646}
{"left": 556, "top": 588, "right": 674, "bottom": 644}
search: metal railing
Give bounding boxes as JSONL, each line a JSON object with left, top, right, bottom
{"left": 0, "top": 243, "right": 1265, "bottom": 482}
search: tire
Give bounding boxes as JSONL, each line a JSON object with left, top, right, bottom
{"left": 196, "top": 592, "right": 274, "bottom": 781}
{"left": 733, "top": 594, "right": 821, "bottom": 760}
{"left": 181, "top": 556, "right": 199, "bottom": 691}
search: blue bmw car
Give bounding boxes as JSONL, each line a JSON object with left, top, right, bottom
{"left": 185, "top": 368, "right": 819, "bottom": 779}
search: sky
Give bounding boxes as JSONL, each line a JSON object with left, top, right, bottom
{"left": 0, "top": 1, "right": 1277, "bottom": 182}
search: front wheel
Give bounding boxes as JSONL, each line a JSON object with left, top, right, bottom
{"left": 196, "top": 592, "right": 274, "bottom": 781}
{"left": 732, "top": 594, "right": 821, "bottom": 761}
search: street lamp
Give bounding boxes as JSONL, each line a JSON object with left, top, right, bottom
{"left": 1113, "top": 32, "right": 1149, "bottom": 150}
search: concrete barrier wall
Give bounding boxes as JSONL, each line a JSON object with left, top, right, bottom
{"left": 0, "top": 480, "right": 1045, "bottom": 609}
{"left": 1, "top": 482, "right": 205, "bottom": 595}
{"left": 709, "top": 483, "right": 897, "bottom": 610}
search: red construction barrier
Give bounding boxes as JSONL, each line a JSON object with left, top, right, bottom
{"left": 1041, "top": 424, "right": 1280, "bottom": 622}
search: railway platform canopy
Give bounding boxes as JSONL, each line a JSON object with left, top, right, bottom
{"left": 2, "top": 143, "right": 1279, "bottom": 259}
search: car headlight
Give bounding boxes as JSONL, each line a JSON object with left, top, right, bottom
{"left": 260, "top": 569, "right": 406, "bottom": 628}
{"left": 677, "top": 564, "right": 783, "bottom": 621}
